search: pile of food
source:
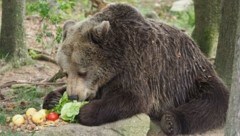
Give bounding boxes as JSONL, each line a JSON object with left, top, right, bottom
{"left": 9, "top": 108, "right": 66, "bottom": 132}
{"left": 9, "top": 92, "right": 88, "bottom": 132}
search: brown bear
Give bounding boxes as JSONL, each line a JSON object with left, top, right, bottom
{"left": 43, "top": 3, "right": 229, "bottom": 135}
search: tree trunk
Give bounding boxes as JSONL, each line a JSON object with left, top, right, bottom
{"left": 225, "top": 43, "right": 240, "bottom": 135}
{"left": 223, "top": 0, "right": 240, "bottom": 135}
{"left": 0, "top": 0, "right": 30, "bottom": 64}
{"left": 215, "top": 0, "right": 240, "bottom": 89}
{"left": 192, "top": 0, "right": 221, "bottom": 58}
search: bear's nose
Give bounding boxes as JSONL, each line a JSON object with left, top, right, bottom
{"left": 68, "top": 95, "right": 79, "bottom": 101}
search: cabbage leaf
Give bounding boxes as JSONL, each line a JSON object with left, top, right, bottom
{"left": 60, "top": 101, "right": 88, "bottom": 122}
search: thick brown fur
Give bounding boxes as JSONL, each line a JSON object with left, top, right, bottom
{"left": 43, "top": 4, "right": 229, "bottom": 135}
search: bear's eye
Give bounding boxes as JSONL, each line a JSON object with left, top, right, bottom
{"left": 77, "top": 72, "right": 87, "bottom": 78}
{"left": 87, "top": 31, "right": 101, "bottom": 45}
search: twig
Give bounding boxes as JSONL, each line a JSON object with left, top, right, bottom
{"left": 0, "top": 81, "right": 65, "bottom": 89}
{"left": 48, "top": 69, "right": 66, "bottom": 82}
{"left": 28, "top": 50, "right": 57, "bottom": 64}
{"left": 28, "top": 48, "right": 50, "bottom": 55}
{"left": 31, "top": 54, "right": 57, "bottom": 64}
{"left": 28, "top": 47, "right": 57, "bottom": 64}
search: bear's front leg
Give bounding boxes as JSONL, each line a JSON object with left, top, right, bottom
{"left": 77, "top": 92, "right": 148, "bottom": 126}
{"left": 42, "top": 86, "right": 66, "bottom": 109}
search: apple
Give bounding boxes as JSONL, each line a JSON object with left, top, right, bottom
{"left": 38, "top": 109, "right": 47, "bottom": 118}
{"left": 46, "top": 112, "right": 59, "bottom": 121}
{"left": 26, "top": 108, "right": 37, "bottom": 117}
{"left": 32, "top": 112, "right": 45, "bottom": 124}
{"left": 12, "top": 114, "right": 25, "bottom": 126}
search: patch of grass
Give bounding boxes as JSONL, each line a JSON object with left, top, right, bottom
{"left": 0, "top": 85, "right": 53, "bottom": 134}
{"left": 11, "top": 84, "right": 45, "bottom": 101}
{"left": 0, "top": 114, "right": 6, "bottom": 125}
{"left": 170, "top": 7, "right": 195, "bottom": 34}
{"left": 2, "top": 84, "right": 52, "bottom": 117}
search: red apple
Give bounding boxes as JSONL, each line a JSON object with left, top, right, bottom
{"left": 46, "top": 112, "right": 59, "bottom": 121}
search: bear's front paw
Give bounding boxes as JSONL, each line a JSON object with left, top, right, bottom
{"left": 76, "top": 101, "right": 100, "bottom": 126}
{"left": 42, "top": 91, "right": 62, "bottom": 109}
{"left": 160, "top": 112, "right": 180, "bottom": 136}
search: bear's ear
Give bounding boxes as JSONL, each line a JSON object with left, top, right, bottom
{"left": 63, "top": 20, "right": 76, "bottom": 41}
{"left": 90, "top": 21, "right": 110, "bottom": 44}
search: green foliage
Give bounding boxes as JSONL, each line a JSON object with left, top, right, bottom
{"left": 27, "top": 0, "right": 77, "bottom": 23}
{"left": 56, "top": 26, "right": 63, "bottom": 43}
{"left": 28, "top": 49, "right": 42, "bottom": 60}
{"left": 1, "top": 85, "right": 52, "bottom": 116}
{"left": 26, "top": 0, "right": 77, "bottom": 46}
{"left": 25, "top": 0, "right": 195, "bottom": 47}
{"left": 53, "top": 92, "right": 71, "bottom": 114}
{"left": 27, "top": 0, "right": 50, "bottom": 18}
{"left": 0, "top": 114, "right": 6, "bottom": 125}
{"left": 11, "top": 85, "right": 45, "bottom": 101}
{"left": 170, "top": 7, "right": 195, "bottom": 33}
{"left": 108, "top": 0, "right": 138, "bottom": 4}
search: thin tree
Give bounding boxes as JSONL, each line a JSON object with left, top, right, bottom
{"left": 192, "top": 0, "right": 221, "bottom": 58}
{"left": 214, "top": 0, "right": 240, "bottom": 88}
{"left": 225, "top": 43, "right": 240, "bottom": 135}
{"left": 222, "top": 0, "right": 240, "bottom": 135}
{"left": 0, "top": 0, "right": 31, "bottom": 65}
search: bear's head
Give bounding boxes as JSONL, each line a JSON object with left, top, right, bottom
{"left": 57, "top": 4, "right": 147, "bottom": 101}
{"left": 57, "top": 19, "right": 114, "bottom": 101}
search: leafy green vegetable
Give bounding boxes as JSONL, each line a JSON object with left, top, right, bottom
{"left": 60, "top": 101, "right": 88, "bottom": 122}
{"left": 51, "top": 92, "right": 88, "bottom": 122}
{"left": 53, "top": 92, "right": 71, "bottom": 114}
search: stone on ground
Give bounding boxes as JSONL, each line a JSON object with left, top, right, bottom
{"left": 34, "top": 113, "right": 224, "bottom": 136}
{"left": 34, "top": 113, "right": 150, "bottom": 136}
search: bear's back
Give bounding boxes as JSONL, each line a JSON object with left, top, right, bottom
{"left": 92, "top": 4, "right": 217, "bottom": 109}
{"left": 144, "top": 20, "right": 216, "bottom": 109}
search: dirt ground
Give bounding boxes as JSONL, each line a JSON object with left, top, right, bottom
{"left": 0, "top": 61, "right": 58, "bottom": 85}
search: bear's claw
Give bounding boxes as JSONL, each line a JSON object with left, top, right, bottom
{"left": 160, "top": 113, "right": 179, "bottom": 136}
{"left": 42, "top": 91, "right": 62, "bottom": 109}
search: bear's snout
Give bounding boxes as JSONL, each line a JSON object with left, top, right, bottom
{"left": 68, "top": 95, "right": 79, "bottom": 101}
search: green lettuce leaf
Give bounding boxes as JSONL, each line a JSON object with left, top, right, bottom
{"left": 60, "top": 101, "right": 88, "bottom": 122}
{"left": 53, "top": 92, "right": 71, "bottom": 114}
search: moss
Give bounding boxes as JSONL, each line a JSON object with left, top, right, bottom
{"left": 195, "top": 27, "right": 219, "bottom": 57}
{"left": 192, "top": 25, "right": 219, "bottom": 58}
{"left": 192, "top": 0, "right": 221, "bottom": 58}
